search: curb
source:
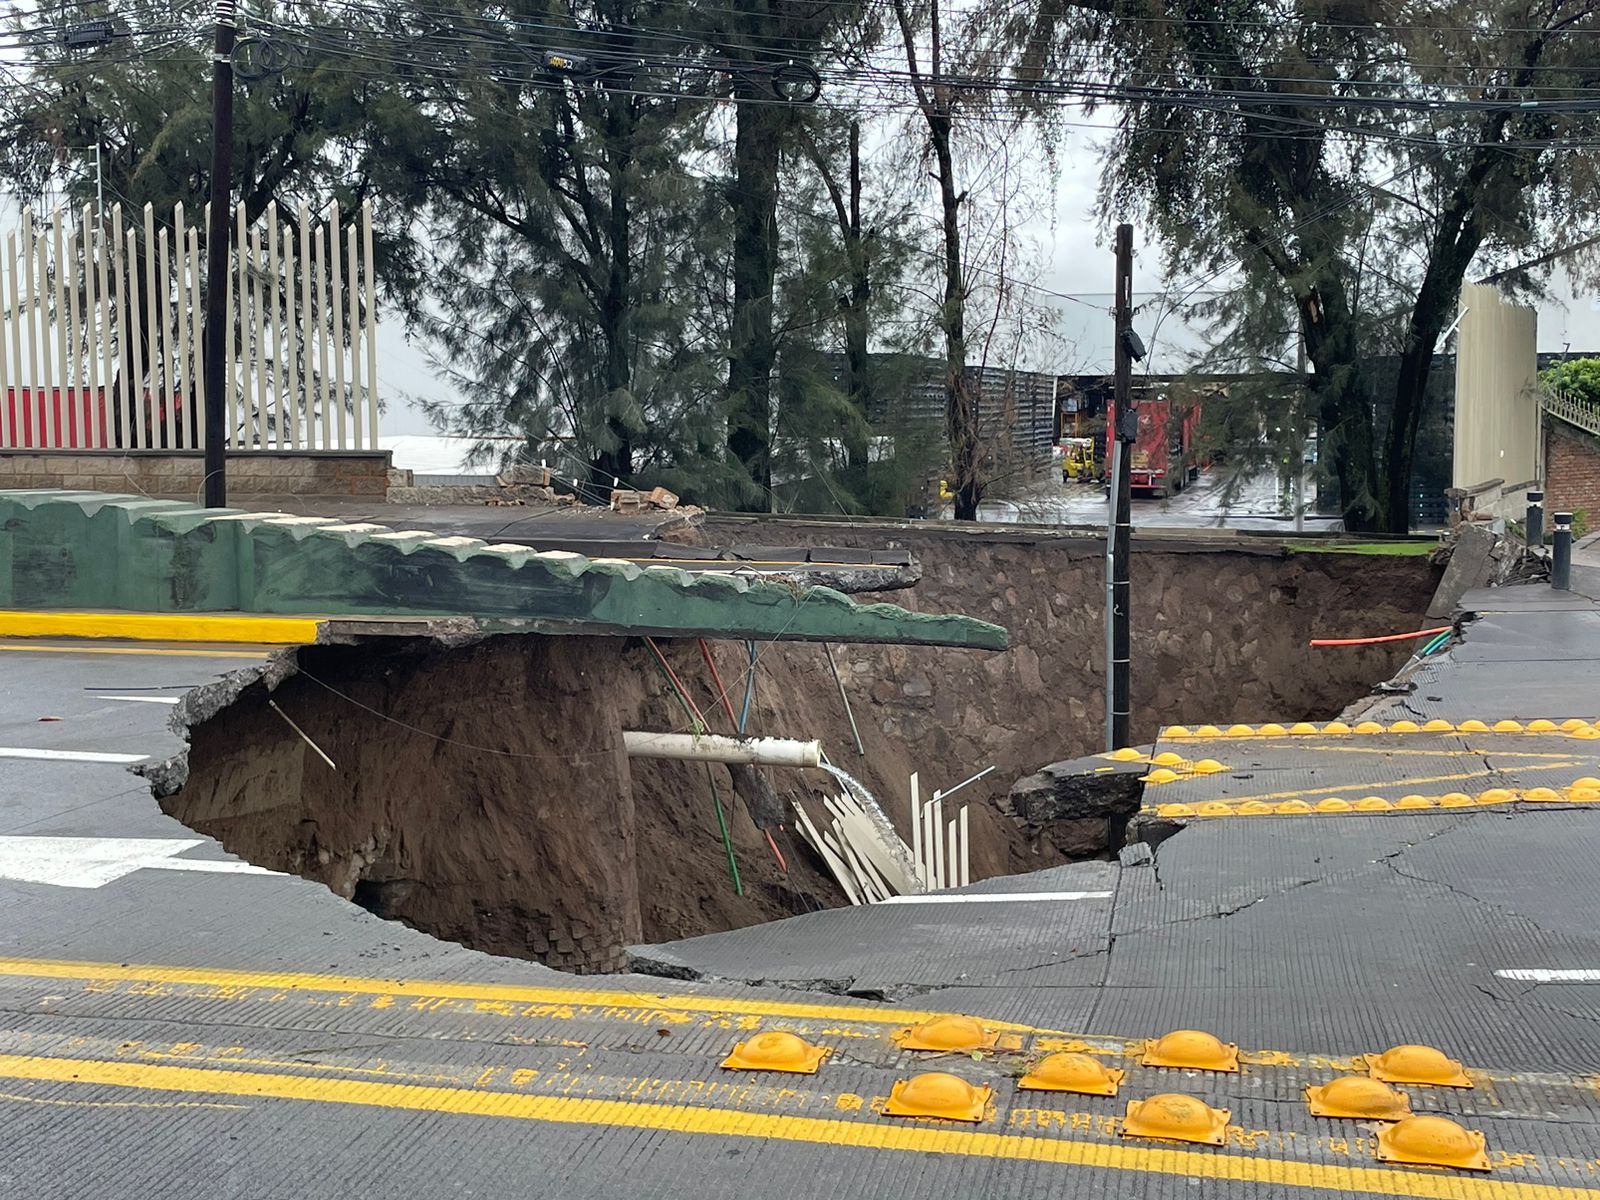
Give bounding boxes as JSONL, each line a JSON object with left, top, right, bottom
{"left": 0, "top": 610, "right": 322, "bottom": 646}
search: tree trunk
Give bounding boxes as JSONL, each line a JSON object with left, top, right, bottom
{"left": 842, "top": 121, "right": 871, "bottom": 477}
{"left": 1300, "top": 280, "right": 1383, "bottom": 533}
{"left": 593, "top": 93, "right": 635, "bottom": 489}
{"left": 726, "top": 95, "right": 783, "bottom": 509}
{"left": 931, "top": 117, "right": 979, "bottom": 521}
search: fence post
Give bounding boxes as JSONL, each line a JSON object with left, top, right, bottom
{"left": 1552, "top": 511, "right": 1573, "bottom": 592}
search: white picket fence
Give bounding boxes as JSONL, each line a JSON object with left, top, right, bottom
{"left": 0, "top": 200, "right": 379, "bottom": 451}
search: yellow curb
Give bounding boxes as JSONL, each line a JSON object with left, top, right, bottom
{"left": 0, "top": 610, "right": 321, "bottom": 646}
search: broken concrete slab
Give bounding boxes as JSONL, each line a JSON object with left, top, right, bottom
{"left": 1002, "top": 751, "right": 1145, "bottom": 857}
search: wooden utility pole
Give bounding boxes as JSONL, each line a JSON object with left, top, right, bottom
{"left": 202, "top": 0, "right": 236, "bottom": 506}
{"left": 1107, "top": 224, "right": 1134, "bottom": 749}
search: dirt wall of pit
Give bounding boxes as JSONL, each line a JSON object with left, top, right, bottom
{"left": 163, "top": 526, "right": 1440, "bottom": 975}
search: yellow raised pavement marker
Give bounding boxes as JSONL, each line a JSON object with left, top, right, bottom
{"left": 1275, "top": 799, "right": 1313, "bottom": 814}
{"left": 1225, "top": 724, "right": 1255, "bottom": 737}
{"left": 1571, "top": 725, "right": 1600, "bottom": 739}
{"left": 1305, "top": 1076, "right": 1412, "bottom": 1121}
{"left": 1355, "top": 797, "right": 1393, "bottom": 811}
{"left": 897, "top": 1015, "right": 997, "bottom": 1053}
{"left": 1560, "top": 718, "right": 1590, "bottom": 732}
{"left": 1018, "top": 1052, "right": 1124, "bottom": 1097}
{"left": 1572, "top": 776, "right": 1600, "bottom": 790}
{"left": 1190, "top": 758, "right": 1228, "bottom": 775}
{"left": 1458, "top": 719, "right": 1491, "bottom": 733}
{"left": 1237, "top": 800, "right": 1273, "bottom": 815}
{"left": 1121, "top": 1093, "right": 1230, "bottom": 1147}
{"left": 1258, "top": 723, "right": 1288, "bottom": 736}
{"left": 1157, "top": 804, "right": 1195, "bottom": 819}
{"left": 1522, "top": 787, "right": 1564, "bottom": 803}
{"left": 721, "top": 1031, "right": 830, "bottom": 1074}
{"left": 1197, "top": 802, "right": 1234, "bottom": 817}
{"left": 1477, "top": 789, "right": 1516, "bottom": 805}
{"left": 1151, "top": 752, "right": 1187, "bottom": 767}
{"left": 1354, "top": 721, "right": 1385, "bottom": 734}
{"left": 882, "top": 1073, "right": 991, "bottom": 1123}
{"left": 1142, "top": 768, "right": 1181, "bottom": 785}
{"left": 1163, "top": 725, "right": 1193, "bottom": 738}
{"left": 1525, "top": 719, "right": 1559, "bottom": 733}
{"left": 1388, "top": 720, "right": 1422, "bottom": 734}
{"left": 1289, "top": 722, "right": 1319, "bottom": 734}
{"left": 1396, "top": 795, "right": 1435, "bottom": 810}
{"left": 1422, "top": 719, "right": 1455, "bottom": 732}
{"left": 1323, "top": 721, "right": 1353, "bottom": 734}
{"left": 1492, "top": 719, "right": 1525, "bottom": 733}
{"left": 1376, "top": 1115, "right": 1491, "bottom": 1172}
{"left": 1440, "top": 792, "right": 1476, "bottom": 808}
{"left": 1316, "top": 798, "right": 1353, "bottom": 812}
{"left": 1364, "top": 1044, "right": 1472, "bottom": 1088}
{"left": 1194, "top": 725, "right": 1224, "bottom": 738}
{"left": 1141, "top": 1029, "right": 1240, "bottom": 1073}
{"left": 1107, "top": 747, "right": 1145, "bottom": 762}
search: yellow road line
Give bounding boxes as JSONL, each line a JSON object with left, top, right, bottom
{"left": 1293, "top": 744, "right": 1592, "bottom": 763}
{"left": 0, "top": 1053, "right": 1585, "bottom": 1199}
{"left": 0, "top": 957, "right": 1028, "bottom": 1031}
{"left": 1173, "top": 763, "right": 1579, "bottom": 807}
{"left": 0, "top": 641, "right": 271, "bottom": 659}
{"left": 0, "top": 611, "right": 318, "bottom": 645}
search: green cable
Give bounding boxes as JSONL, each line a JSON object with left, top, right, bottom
{"left": 705, "top": 763, "right": 743, "bottom": 896}
{"left": 644, "top": 640, "right": 739, "bottom": 893}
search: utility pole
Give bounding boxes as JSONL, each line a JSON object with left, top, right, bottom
{"left": 1106, "top": 224, "right": 1134, "bottom": 750}
{"left": 202, "top": 0, "right": 237, "bottom": 507}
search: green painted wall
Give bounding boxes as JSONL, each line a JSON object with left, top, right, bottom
{"left": 0, "top": 490, "right": 1008, "bottom": 650}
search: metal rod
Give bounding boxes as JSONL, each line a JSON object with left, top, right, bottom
{"left": 823, "top": 642, "right": 865, "bottom": 756}
{"left": 1104, "top": 435, "right": 1120, "bottom": 751}
{"left": 939, "top": 764, "right": 995, "bottom": 803}
{"left": 202, "top": 0, "right": 236, "bottom": 504}
{"left": 268, "top": 700, "right": 336, "bottom": 770}
{"left": 1111, "top": 222, "right": 1134, "bottom": 751}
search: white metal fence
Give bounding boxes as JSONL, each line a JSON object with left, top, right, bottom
{"left": 0, "top": 200, "right": 379, "bottom": 452}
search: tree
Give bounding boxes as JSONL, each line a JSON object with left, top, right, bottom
{"left": 1541, "top": 357, "right": 1600, "bottom": 405}
{"left": 1015, "top": 0, "right": 1600, "bottom": 532}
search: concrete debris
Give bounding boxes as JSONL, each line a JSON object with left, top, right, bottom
{"left": 497, "top": 464, "right": 553, "bottom": 488}
{"left": 611, "top": 487, "right": 682, "bottom": 514}
{"left": 1003, "top": 752, "right": 1145, "bottom": 857}
{"left": 1426, "top": 523, "right": 1516, "bottom": 619}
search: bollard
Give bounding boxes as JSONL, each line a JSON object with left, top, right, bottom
{"left": 1527, "top": 489, "right": 1545, "bottom": 550}
{"left": 1553, "top": 511, "right": 1573, "bottom": 591}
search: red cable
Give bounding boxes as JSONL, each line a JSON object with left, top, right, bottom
{"left": 697, "top": 638, "right": 740, "bottom": 730}
{"left": 1310, "top": 626, "right": 1451, "bottom": 647}
{"left": 645, "top": 637, "right": 706, "bottom": 726}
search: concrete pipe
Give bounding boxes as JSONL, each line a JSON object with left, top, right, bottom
{"left": 622, "top": 731, "right": 822, "bottom": 768}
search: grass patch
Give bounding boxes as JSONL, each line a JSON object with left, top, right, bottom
{"left": 1284, "top": 540, "right": 1437, "bottom": 557}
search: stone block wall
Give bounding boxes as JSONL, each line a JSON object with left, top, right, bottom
{"left": 1545, "top": 421, "right": 1600, "bottom": 526}
{"left": 0, "top": 450, "right": 392, "bottom": 497}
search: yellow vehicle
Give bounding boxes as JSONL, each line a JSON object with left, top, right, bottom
{"left": 1060, "top": 437, "right": 1096, "bottom": 481}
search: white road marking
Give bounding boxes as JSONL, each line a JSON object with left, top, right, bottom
{"left": 0, "top": 836, "right": 280, "bottom": 889}
{"left": 1496, "top": 968, "right": 1600, "bottom": 982}
{"left": 878, "top": 891, "right": 1113, "bottom": 905}
{"left": 95, "top": 695, "right": 180, "bottom": 705}
{"left": 0, "top": 747, "right": 147, "bottom": 764}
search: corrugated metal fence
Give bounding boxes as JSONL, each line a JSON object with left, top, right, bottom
{"left": 0, "top": 200, "right": 378, "bottom": 451}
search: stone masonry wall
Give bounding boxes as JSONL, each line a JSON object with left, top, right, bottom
{"left": 1545, "top": 421, "right": 1600, "bottom": 527}
{"left": 0, "top": 450, "right": 392, "bottom": 497}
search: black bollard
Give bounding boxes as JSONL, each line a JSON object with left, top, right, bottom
{"left": 1553, "top": 511, "right": 1573, "bottom": 591}
{"left": 1527, "top": 489, "right": 1545, "bottom": 550}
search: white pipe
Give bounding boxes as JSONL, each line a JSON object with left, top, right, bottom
{"left": 622, "top": 731, "right": 822, "bottom": 767}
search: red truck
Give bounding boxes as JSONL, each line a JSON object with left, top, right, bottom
{"left": 1105, "top": 394, "right": 1200, "bottom": 496}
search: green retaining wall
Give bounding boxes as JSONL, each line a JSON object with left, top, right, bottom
{"left": 0, "top": 490, "right": 1008, "bottom": 650}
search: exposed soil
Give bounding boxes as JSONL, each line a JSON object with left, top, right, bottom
{"left": 162, "top": 526, "right": 1442, "bottom": 974}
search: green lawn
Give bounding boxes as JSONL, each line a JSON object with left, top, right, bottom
{"left": 1283, "top": 540, "right": 1437, "bottom": 557}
